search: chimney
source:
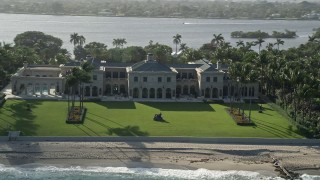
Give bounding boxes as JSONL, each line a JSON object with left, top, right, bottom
{"left": 217, "top": 60, "right": 221, "bottom": 70}
{"left": 23, "top": 61, "right": 28, "bottom": 69}
{"left": 147, "top": 53, "right": 154, "bottom": 61}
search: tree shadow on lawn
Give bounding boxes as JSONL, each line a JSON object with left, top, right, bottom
{"left": 107, "top": 125, "right": 149, "bottom": 136}
{"left": 253, "top": 119, "right": 301, "bottom": 138}
{"left": 233, "top": 103, "right": 274, "bottom": 111}
{"left": 140, "top": 102, "right": 215, "bottom": 112}
{"left": 86, "top": 115, "right": 149, "bottom": 136}
{"left": 95, "top": 101, "right": 136, "bottom": 109}
{"left": 0, "top": 100, "right": 40, "bottom": 136}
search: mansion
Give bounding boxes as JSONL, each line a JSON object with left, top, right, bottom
{"left": 11, "top": 54, "right": 259, "bottom": 101}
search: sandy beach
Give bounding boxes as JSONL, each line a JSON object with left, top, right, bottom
{"left": 0, "top": 141, "right": 319, "bottom": 177}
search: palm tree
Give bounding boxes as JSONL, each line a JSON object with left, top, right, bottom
{"left": 70, "top": 33, "right": 80, "bottom": 47}
{"left": 78, "top": 35, "right": 86, "bottom": 47}
{"left": 173, "top": 34, "right": 182, "bottom": 54}
{"left": 236, "top": 40, "right": 244, "bottom": 47}
{"left": 211, "top": 34, "right": 224, "bottom": 47}
{"left": 179, "top": 43, "right": 188, "bottom": 52}
{"left": 266, "top": 43, "right": 274, "bottom": 51}
{"left": 274, "top": 38, "right": 284, "bottom": 51}
{"left": 113, "top": 38, "right": 127, "bottom": 48}
{"left": 66, "top": 62, "right": 93, "bottom": 121}
{"left": 255, "top": 37, "right": 265, "bottom": 54}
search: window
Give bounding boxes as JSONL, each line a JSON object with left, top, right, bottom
{"left": 93, "top": 75, "right": 97, "bottom": 80}
{"left": 213, "top": 77, "right": 217, "bottom": 82}
{"left": 167, "top": 77, "right": 171, "bottom": 82}
{"left": 112, "top": 72, "right": 118, "bottom": 78}
{"left": 143, "top": 77, "right": 148, "bottom": 82}
{"left": 106, "top": 72, "right": 111, "bottom": 78}
{"left": 188, "top": 73, "right": 194, "bottom": 79}
{"left": 119, "top": 72, "right": 126, "bottom": 78}
{"left": 182, "top": 73, "right": 187, "bottom": 79}
{"left": 158, "top": 77, "right": 162, "bottom": 82}
{"left": 206, "top": 77, "right": 210, "bottom": 82}
{"left": 134, "top": 77, "right": 138, "bottom": 82}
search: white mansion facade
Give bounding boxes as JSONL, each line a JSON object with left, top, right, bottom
{"left": 11, "top": 54, "right": 258, "bottom": 101}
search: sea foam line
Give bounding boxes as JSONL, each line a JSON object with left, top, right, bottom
{"left": 0, "top": 164, "right": 281, "bottom": 180}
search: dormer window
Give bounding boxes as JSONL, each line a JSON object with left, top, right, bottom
{"left": 206, "top": 77, "right": 210, "bottom": 82}
{"left": 213, "top": 77, "right": 217, "bottom": 82}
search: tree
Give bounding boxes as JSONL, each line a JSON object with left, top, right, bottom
{"left": 144, "top": 42, "right": 172, "bottom": 63}
{"left": 70, "top": 33, "right": 86, "bottom": 49}
{"left": 70, "top": 33, "right": 79, "bottom": 47}
{"left": 172, "top": 34, "right": 182, "bottom": 53}
{"left": 14, "top": 31, "right": 63, "bottom": 63}
{"left": 66, "top": 61, "right": 93, "bottom": 120}
{"left": 179, "top": 43, "right": 187, "bottom": 51}
{"left": 79, "top": 35, "right": 86, "bottom": 47}
{"left": 84, "top": 42, "right": 108, "bottom": 60}
{"left": 236, "top": 40, "right": 244, "bottom": 47}
{"left": 122, "top": 46, "right": 147, "bottom": 63}
{"left": 255, "top": 37, "right": 265, "bottom": 54}
{"left": 211, "top": 33, "right": 224, "bottom": 47}
{"left": 112, "top": 38, "right": 127, "bottom": 48}
{"left": 274, "top": 38, "right": 284, "bottom": 51}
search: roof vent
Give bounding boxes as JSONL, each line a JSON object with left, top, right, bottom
{"left": 147, "top": 53, "right": 154, "bottom": 61}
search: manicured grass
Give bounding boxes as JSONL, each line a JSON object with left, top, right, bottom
{"left": 0, "top": 100, "right": 303, "bottom": 138}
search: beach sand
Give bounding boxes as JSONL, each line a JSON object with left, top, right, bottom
{"left": 0, "top": 141, "right": 319, "bottom": 177}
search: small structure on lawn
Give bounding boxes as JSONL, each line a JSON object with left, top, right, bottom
{"left": 8, "top": 131, "right": 20, "bottom": 141}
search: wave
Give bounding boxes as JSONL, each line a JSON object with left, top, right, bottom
{"left": 183, "top": 22, "right": 268, "bottom": 25}
{"left": 1, "top": 164, "right": 319, "bottom": 180}
{"left": 0, "top": 164, "right": 277, "bottom": 180}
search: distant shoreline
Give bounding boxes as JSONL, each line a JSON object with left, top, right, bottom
{"left": 1, "top": 12, "right": 319, "bottom": 21}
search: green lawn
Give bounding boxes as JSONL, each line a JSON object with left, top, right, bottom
{"left": 0, "top": 100, "right": 303, "bottom": 138}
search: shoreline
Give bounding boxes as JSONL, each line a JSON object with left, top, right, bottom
{"left": 1, "top": 141, "right": 319, "bottom": 177}
{"left": 1, "top": 12, "right": 319, "bottom": 21}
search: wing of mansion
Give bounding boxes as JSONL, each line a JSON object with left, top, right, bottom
{"left": 11, "top": 54, "right": 258, "bottom": 101}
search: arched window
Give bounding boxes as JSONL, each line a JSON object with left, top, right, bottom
{"left": 105, "top": 84, "right": 111, "bottom": 95}
{"left": 252, "top": 87, "right": 255, "bottom": 97}
{"left": 231, "top": 86, "right": 235, "bottom": 96}
{"left": 190, "top": 85, "right": 196, "bottom": 96}
{"left": 27, "top": 83, "right": 33, "bottom": 95}
{"left": 183, "top": 85, "right": 189, "bottom": 95}
{"left": 35, "top": 83, "right": 40, "bottom": 94}
{"left": 205, "top": 88, "right": 210, "bottom": 98}
{"left": 157, "top": 88, "right": 162, "bottom": 98}
{"left": 166, "top": 88, "right": 171, "bottom": 99}
{"left": 133, "top": 88, "right": 139, "bottom": 98}
{"left": 176, "top": 85, "right": 181, "bottom": 97}
{"left": 150, "top": 88, "right": 155, "bottom": 98}
{"left": 113, "top": 84, "right": 118, "bottom": 95}
{"left": 85, "top": 86, "right": 91, "bottom": 96}
{"left": 19, "top": 84, "right": 25, "bottom": 91}
{"left": 212, "top": 88, "right": 218, "bottom": 98}
{"left": 92, "top": 86, "right": 98, "bottom": 96}
{"left": 42, "top": 83, "right": 48, "bottom": 94}
{"left": 142, "top": 88, "right": 148, "bottom": 98}
{"left": 120, "top": 84, "right": 126, "bottom": 95}
{"left": 223, "top": 86, "right": 228, "bottom": 97}
{"left": 244, "top": 87, "right": 248, "bottom": 96}
{"left": 242, "top": 87, "right": 245, "bottom": 96}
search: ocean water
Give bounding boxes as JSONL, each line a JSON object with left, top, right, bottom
{"left": 0, "top": 164, "right": 319, "bottom": 180}
{"left": 0, "top": 13, "right": 319, "bottom": 52}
